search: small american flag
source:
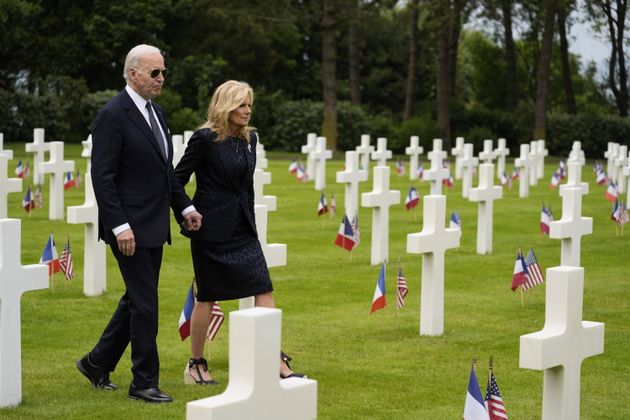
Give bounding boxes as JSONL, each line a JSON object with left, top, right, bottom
{"left": 522, "top": 249, "right": 544, "bottom": 290}
{"left": 396, "top": 264, "right": 408, "bottom": 309}
{"left": 206, "top": 302, "right": 224, "bottom": 341}
{"left": 59, "top": 238, "right": 74, "bottom": 280}
{"left": 34, "top": 185, "right": 43, "bottom": 208}
{"left": 485, "top": 371, "right": 508, "bottom": 419}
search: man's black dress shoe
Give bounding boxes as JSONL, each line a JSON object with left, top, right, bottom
{"left": 76, "top": 354, "right": 118, "bottom": 390}
{"left": 128, "top": 384, "right": 173, "bottom": 403}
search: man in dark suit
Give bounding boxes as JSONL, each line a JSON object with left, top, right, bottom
{"left": 76, "top": 44, "right": 202, "bottom": 403}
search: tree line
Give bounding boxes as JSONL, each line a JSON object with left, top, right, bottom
{"left": 0, "top": 0, "right": 628, "bottom": 157}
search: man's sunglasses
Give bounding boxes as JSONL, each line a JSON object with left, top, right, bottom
{"left": 139, "top": 68, "right": 169, "bottom": 78}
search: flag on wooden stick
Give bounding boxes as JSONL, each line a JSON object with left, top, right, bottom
{"left": 396, "top": 262, "right": 408, "bottom": 309}
{"left": 206, "top": 302, "right": 224, "bottom": 341}
{"left": 59, "top": 237, "right": 74, "bottom": 280}
{"left": 370, "top": 262, "right": 387, "bottom": 314}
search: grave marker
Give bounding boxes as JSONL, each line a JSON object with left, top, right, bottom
{"left": 24, "top": 128, "right": 50, "bottom": 186}
{"left": 615, "top": 145, "right": 628, "bottom": 194}
{"left": 520, "top": 266, "right": 604, "bottom": 420}
{"left": 451, "top": 136, "right": 465, "bottom": 179}
{"left": 405, "top": 136, "right": 424, "bottom": 181}
{"left": 460, "top": 143, "right": 478, "bottom": 199}
{"left": 0, "top": 219, "right": 48, "bottom": 408}
{"left": 39, "top": 142, "right": 75, "bottom": 220}
{"left": 604, "top": 142, "right": 619, "bottom": 179}
{"left": 301, "top": 133, "right": 317, "bottom": 182}
{"left": 494, "top": 138, "right": 510, "bottom": 179}
{"left": 371, "top": 137, "right": 392, "bottom": 166}
{"left": 172, "top": 134, "right": 185, "bottom": 167}
{"left": 186, "top": 308, "right": 317, "bottom": 420}
{"left": 536, "top": 139, "right": 548, "bottom": 179}
{"left": 568, "top": 141, "right": 585, "bottom": 166}
{"left": 422, "top": 139, "right": 449, "bottom": 195}
{"left": 254, "top": 169, "right": 277, "bottom": 211}
{"left": 407, "top": 195, "right": 461, "bottom": 335}
{"left": 361, "top": 166, "right": 401, "bottom": 265}
{"left": 528, "top": 141, "right": 540, "bottom": 186}
{"left": 81, "top": 134, "right": 93, "bottom": 172}
{"left": 559, "top": 161, "right": 588, "bottom": 196}
{"left": 0, "top": 156, "right": 22, "bottom": 219}
{"left": 549, "top": 187, "right": 592, "bottom": 268}
{"left": 312, "top": 137, "right": 332, "bottom": 191}
{"left": 336, "top": 151, "right": 368, "bottom": 219}
{"left": 355, "top": 134, "right": 374, "bottom": 172}
{"left": 469, "top": 163, "right": 502, "bottom": 254}
{"left": 478, "top": 139, "right": 496, "bottom": 164}
{"left": 0, "top": 133, "right": 13, "bottom": 159}
{"left": 515, "top": 144, "right": 532, "bottom": 198}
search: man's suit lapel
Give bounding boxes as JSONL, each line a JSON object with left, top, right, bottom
{"left": 120, "top": 90, "right": 167, "bottom": 165}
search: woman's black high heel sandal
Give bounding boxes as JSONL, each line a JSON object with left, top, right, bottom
{"left": 280, "top": 351, "right": 307, "bottom": 379}
{"left": 184, "top": 357, "right": 219, "bottom": 385}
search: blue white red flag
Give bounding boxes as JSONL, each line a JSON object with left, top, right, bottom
{"left": 417, "top": 162, "right": 424, "bottom": 179}
{"left": 40, "top": 234, "right": 61, "bottom": 276}
{"left": 22, "top": 186, "right": 35, "bottom": 212}
{"left": 396, "top": 159, "right": 405, "bottom": 176}
{"left": 463, "top": 364, "right": 489, "bottom": 420}
{"left": 296, "top": 163, "right": 307, "bottom": 182}
{"left": 15, "top": 160, "right": 25, "bottom": 178}
{"left": 405, "top": 187, "right": 419, "bottom": 210}
{"left": 511, "top": 167, "right": 519, "bottom": 181}
{"left": 549, "top": 170, "right": 561, "bottom": 189}
{"left": 288, "top": 159, "right": 298, "bottom": 173}
{"left": 596, "top": 169, "right": 607, "bottom": 185}
{"left": 450, "top": 211, "right": 462, "bottom": 229}
{"left": 178, "top": 284, "right": 195, "bottom": 341}
{"left": 206, "top": 302, "right": 224, "bottom": 341}
{"left": 370, "top": 263, "right": 387, "bottom": 314}
{"left": 540, "top": 205, "right": 552, "bottom": 235}
{"left": 64, "top": 171, "right": 75, "bottom": 190}
{"left": 317, "top": 192, "right": 328, "bottom": 215}
{"left": 334, "top": 215, "right": 357, "bottom": 251}
{"left": 511, "top": 250, "right": 528, "bottom": 291}
{"left": 605, "top": 181, "right": 618, "bottom": 202}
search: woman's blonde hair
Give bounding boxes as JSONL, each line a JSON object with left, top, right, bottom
{"left": 200, "top": 80, "right": 254, "bottom": 142}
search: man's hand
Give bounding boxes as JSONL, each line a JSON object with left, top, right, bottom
{"left": 116, "top": 228, "right": 136, "bottom": 256}
{"left": 182, "top": 210, "right": 203, "bottom": 231}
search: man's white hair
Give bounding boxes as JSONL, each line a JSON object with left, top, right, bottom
{"left": 123, "top": 44, "right": 162, "bottom": 80}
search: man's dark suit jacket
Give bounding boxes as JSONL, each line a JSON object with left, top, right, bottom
{"left": 173, "top": 128, "right": 258, "bottom": 242}
{"left": 91, "top": 89, "right": 192, "bottom": 246}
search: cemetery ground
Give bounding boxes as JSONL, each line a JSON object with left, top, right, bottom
{"left": 1, "top": 143, "right": 629, "bottom": 419}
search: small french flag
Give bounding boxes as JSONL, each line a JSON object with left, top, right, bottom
{"left": 370, "top": 263, "right": 387, "bottom": 314}
{"left": 178, "top": 284, "right": 195, "bottom": 341}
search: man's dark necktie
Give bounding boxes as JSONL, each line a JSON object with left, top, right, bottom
{"left": 146, "top": 101, "right": 167, "bottom": 160}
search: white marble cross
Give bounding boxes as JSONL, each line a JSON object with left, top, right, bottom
{"left": 407, "top": 195, "right": 461, "bottom": 336}
{"left": 478, "top": 139, "right": 496, "bottom": 164}
{"left": 536, "top": 139, "right": 548, "bottom": 180}
{"left": 559, "top": 161, "right": 589, "bottom": 196}
{"left": 460, "top": 143, "right": 478, "bottom": 199}
{"left": 615, "top": 145, "right": 628, "bottom": 194}
{"left": 0, "top": 133, "right": 13, "bottom": 159}
{"left": 172, "top": 134, "right": 185, "bottom": 168}
{"left": 422, "top": 139, "right": 449, "bottom": 195}
{"left": 469, "top": 163, "right": 503, "bottom": 254}
{"left": 183, "top": 130, "right": 194, "bottom": 145}
{"left": 0, "top": 156, "right": 22, "bottom": 219}
{"left": 254, "top": 169, "right": 277, "bottom": 211}
{"left": 301, "top": 133, "right": 317, "bottom": 182}
{"left": 451, "top": 136, "right": 465, "bottom": 179}
{"left": 311, "top": 137, "right": 332, "bottom": 191}
{"left": 355, "top": 134, "right": 374, "bottom": 172}
{"left": 186, "top": 307, "right": 317, "bottom": 420}
{"left": 67, "top": 174, "right": 107, "bottom": 296}
{"left": 361, "top": 166, "right": 400, "bottom": 265}
{"left": 624, "top": 164, "right": 630, "bottom": 204}
{"left": 39, "top": 142, "right": 75, "bottom": 220}
{"left": 604, "top": 142, "right": 619, "bottom": 179}
{"left": 405, "top": 136, "right": 424, "bottom": 181}
{"left": 255, "top": 137, "right": 268, "bottom": 170}
{"left": 0, "top": 219, "right": 49, "bottom": 408}
{"left": 520, "top": 266, "right": 604, "bottom": 420}
{"left": 515, "top": 144, "right": 532, "bottom": 198}
{"left": 568, "top": 141, "right": 585, "bottom": 166}
{"left": 528, "top": 141, "right": 540, "bottom": 186}
{"left": 549, "top": 187, "right": 592, "bottom": 268}
{"left": 371, "top": 137, "right": 392, "bottom": 166}
{"left": 494, "top": 138, "right": 510, "bottom": 179}
{"left": 336, "top": 151, "right": 368, "bottom": 219}
{"left": 81, "top": 134, "right": 93, "bottom": 173}
{"left": 24, "top": 128, "right": 51, "bottom": 186}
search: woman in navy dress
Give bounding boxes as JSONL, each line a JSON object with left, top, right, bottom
{"left": 174, "top": 80, "right": 304, "bottom": 384}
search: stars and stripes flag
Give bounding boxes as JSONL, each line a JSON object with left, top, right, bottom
{"left": 450, "top": 211, "right": 462, "bottom": 230}
{"left": 370, "top": 262, "right": 387, "bottom": 314}
{"left": 540, "top": 205, "right": 553, "bottom": 235}
{"left": 23, "top": 160, "right": 30, "bottom": 178}
{"left": 40, "top": 233, "right": 61, "bottom": 276}
{"left": 522, "top": 248, "right": 544, "bottom": 291}
{"left": 485, "top": 371, "right": 508, "bottom": 420}
{"left": 22, "top": 186, "right": 35, "bottom": 212}
{"left": 63, "top": 171, "right": 75, "bottom": 190}
{"left": 611, "top": 200, "right": 622, "bottom": 224}
{"left": 34, "top": 185, "right": 43, "bottom": 208}
{"left": 178, "top": 283, "right": 195, "bottom": 341}
{"left": 405, "top": 186, "right": 419, "bottom": 210}
{"left": 76, "top": 169, "right": 82, "bottom": 188}
{"left": 329, "top": 193, "right": 336, "bottom": 218}
{"left": 288, "top": 159, "right": 298, "bottom": 173}
{"left": 396, "top": 263, "right": 408, "bottom": 309}
{"left": 396, "top": 159, "right": 405, "bottom": 176}
{"left": 59, "top": 237, "right": 74, "bottom": 280}
{"left": 463, "top": 363, "right": 489, "bottom": 420}
{"left": 511, "top": 250, "right": 528, "bottom": 291}
{"left": 417, "top": 162, "right": 424, "bottom": 179}
{"left": 605, "top": 181, "right": 618, "bottom": 202}
{"left": 317, "top": 192, "right": 328, "bottom": 215}
{"left": 334, "top": 215, "right": 357, "bottom": 251}
{"left": 206, "top": 302, "right": 224, "bottom": 341}
{"left": 620, "top": 201, "right": 629, "bottom": 225}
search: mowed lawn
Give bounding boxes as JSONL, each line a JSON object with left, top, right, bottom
{"left": 1, "top": 142, "right": 628, "bottom": 419}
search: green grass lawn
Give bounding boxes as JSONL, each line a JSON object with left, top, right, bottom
{"left": 1, "top": 143, "right": 628, "bottom": 419}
